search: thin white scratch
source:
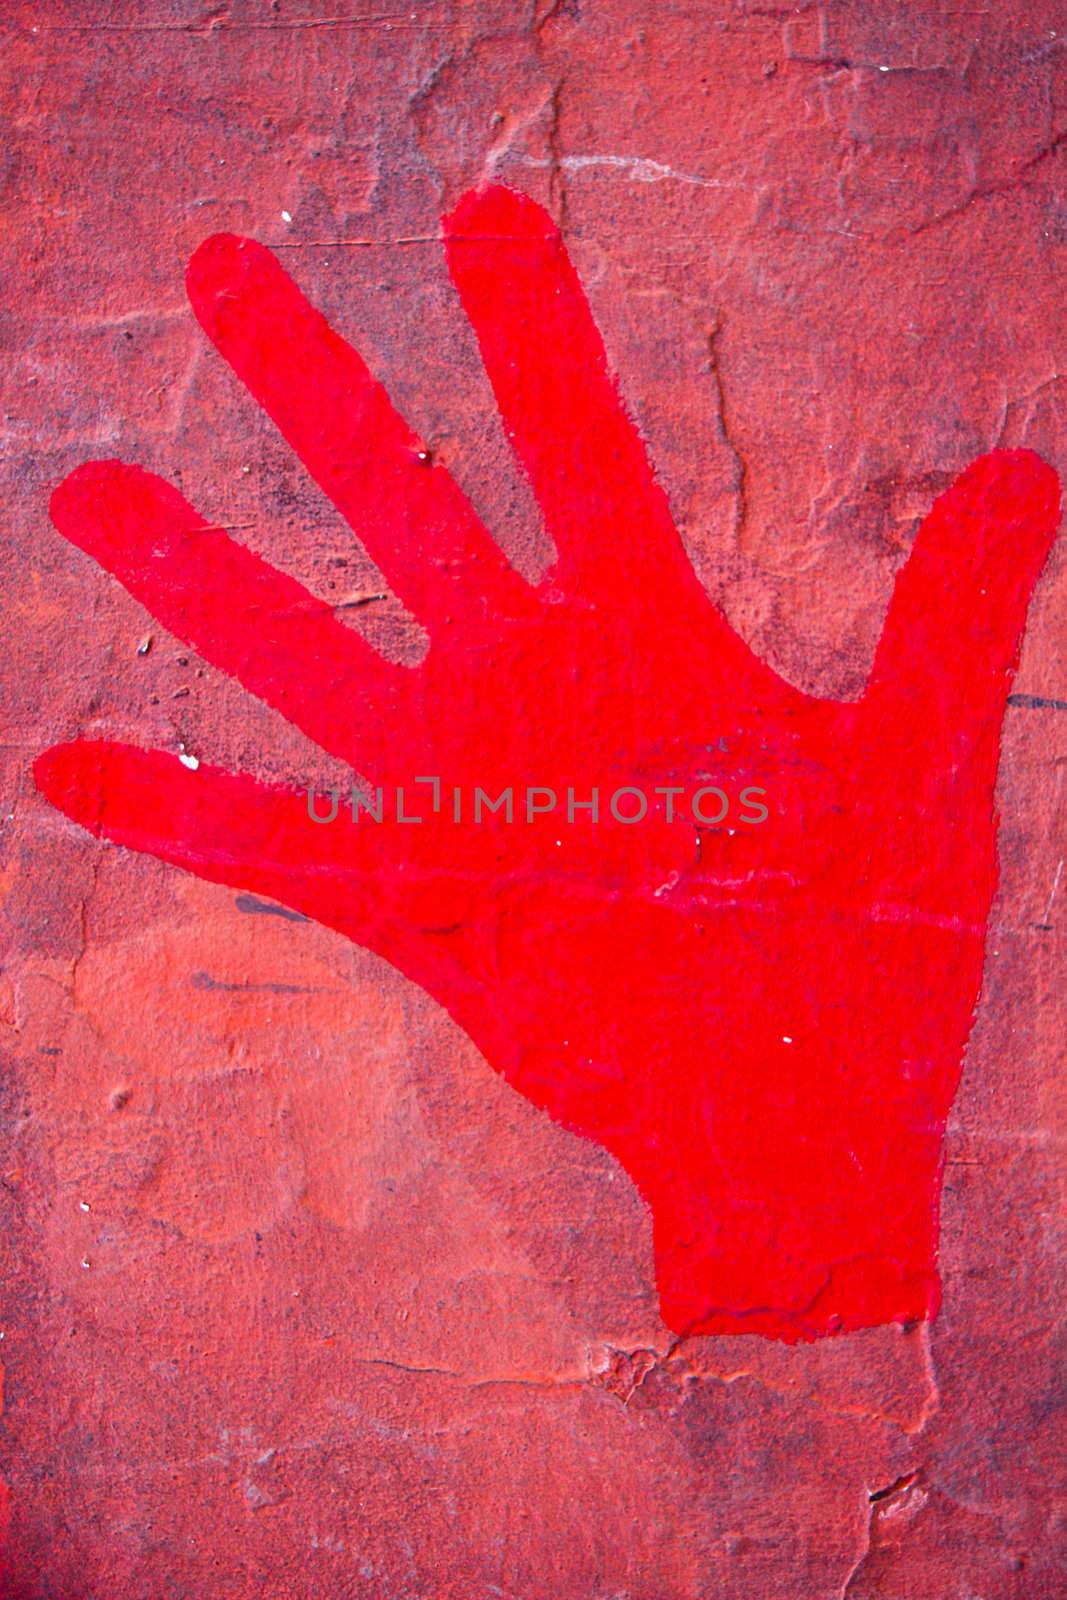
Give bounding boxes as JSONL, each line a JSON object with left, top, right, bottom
{"left": 1042, "top": 857, "right": 1063, "bottom": 925}
{"left": 521, "top": 153, "right": 740, "bottom": 190}
{"left": 870, "top": 903, "right": 985, "bottom": 936}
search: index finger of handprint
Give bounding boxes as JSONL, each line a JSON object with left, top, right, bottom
{"left": 444, "top": 184, "right": 700, "bottom": 608}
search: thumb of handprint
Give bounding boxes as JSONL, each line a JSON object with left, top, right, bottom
{"left": 34, "top": 184, "right": 1060, "bottom": 1341}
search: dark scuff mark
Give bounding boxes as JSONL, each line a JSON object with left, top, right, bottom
{"left": 234, "top": 894, "right": 309, "bottom": 922}
{"left": 190, "top": 971, "right": 321, "bottom": 995}
{"left": 1007, "top": 691, "right": 1067, "bottom": 712}
{"left": 868, "top": 1469, "right": 919, "bottom": 1503}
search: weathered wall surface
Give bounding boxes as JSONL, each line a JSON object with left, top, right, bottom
{"left": 1, "top": 2, "right": 1065, "bottom": 1595}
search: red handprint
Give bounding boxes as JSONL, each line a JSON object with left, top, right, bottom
{"left": 35, "top": 185, "right": 1059, "bottom": 1341}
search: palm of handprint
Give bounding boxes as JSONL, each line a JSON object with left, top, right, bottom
{"left": 36, "top": 185, "right": 1059, "bottom": 1340}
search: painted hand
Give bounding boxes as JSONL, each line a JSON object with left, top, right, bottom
{"left": 35, "top": 185, "right": 1060, "bottom": 1340}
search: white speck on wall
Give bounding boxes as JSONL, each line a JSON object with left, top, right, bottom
{"left": 782, "top": 1036, "right": 793, "bottom": 1044}
{"left": 281, "top": 210, "right": 292, "bottom": 223}
{"left": 179, "top": 751, "right": 200, "bottom": 770}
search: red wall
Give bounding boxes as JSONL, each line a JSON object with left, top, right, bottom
{"left": 2, "top": 2, "right": 1066, "bottom": 1595}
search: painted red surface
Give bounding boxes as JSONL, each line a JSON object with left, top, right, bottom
{"left": 35, "top": 184, "right": 1059, "bottom": 1341}
{"left": 6, "top": 6, "right": 1067, "bottom": 1596}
